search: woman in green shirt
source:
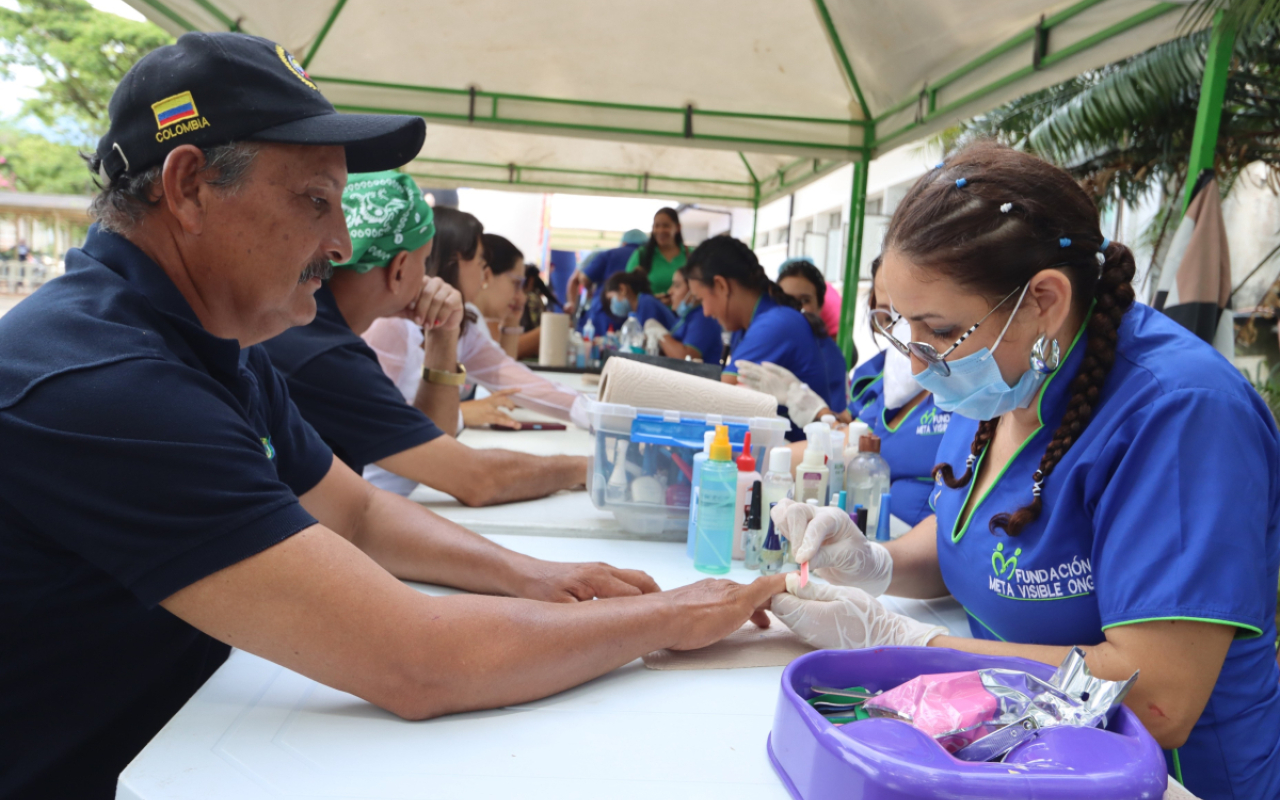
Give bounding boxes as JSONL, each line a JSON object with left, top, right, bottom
{"left": 625, "top": 207, "right": 688, "bottom": 296}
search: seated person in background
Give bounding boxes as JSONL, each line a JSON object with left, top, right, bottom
{"left": 475, "top": 233, "right": 528, "bottom": 359}
{"left": 0, "top": 34, "right": 785, "bottom": 800}
{"left": 263, "top": 171, "right": 586, "bottom": 507}
{"left": 363, "top": 209, "right": 591, "bottom": 452}
{"left": 746, "top": 256, "right": 891, "bottom": 427}
{"left": 604, "top": 270, "right": 677, "bottom": 337}
{"left": 512, "top": 262, "right": 557, "bottom": 360}
{"left": 775, "top": 258, "right": 851, "bottom": 416}
{"left": 848, "top": 255, "right": 887, "bottom": 417}
{"left": 778, "top": 255, "right": 843, "bottom": 338}
{"left": 851, "top": 253, "right": 946, "bottom": 526}
{"left": 650, "top": 266, "right": 724, "bottom": 362}
{"left": 569, "top": 229, "right": 646, "bottom": 332}
{"left": 687, "top": 236, "right": 828, "bottom": 440}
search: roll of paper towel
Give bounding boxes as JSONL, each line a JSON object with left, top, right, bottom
{"left": 538, "top": 312, "right": 570, "bottom": 367}
{"left": 599, "top": 357, "right": 777, "bottom": 418}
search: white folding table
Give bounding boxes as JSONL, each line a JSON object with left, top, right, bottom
{"left": 117, "top": 534, "right": 970, "bottom": 800}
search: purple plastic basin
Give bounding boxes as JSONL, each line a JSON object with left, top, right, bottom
{"left": 768, "top": 647, "right": 1167, "bottom": 800}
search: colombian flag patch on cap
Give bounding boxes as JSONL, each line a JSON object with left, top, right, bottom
{"left": 152, "top": 91, "right": 199, "bottom": 129}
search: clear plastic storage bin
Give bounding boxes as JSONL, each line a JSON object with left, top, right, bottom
{"left": 586, "top": 399, "right": 789, "bottom": 537}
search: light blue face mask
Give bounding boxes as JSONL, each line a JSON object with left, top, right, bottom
{"left": 609, "top": 297, "right": 631, "bottom": 318}
{"left": 675, "top": 299, "right": 692, "bottom": 317}
{"left": 912, "top": 285, "right": 1048, "bottom": 421}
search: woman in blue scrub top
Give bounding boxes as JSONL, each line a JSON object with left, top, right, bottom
{"left": 847, "top": 256, "right": 889, "bottom": 417}
{"left": 686, "top": 237, "right": 829, "bottom": 437}
{"left": 852, "top": 254, "right": 947, "bottom": 526}
{"left": 603, "top": 271, "right": 677, "bottom": 329}
{"left": 813, "top": 328, "right": 849, "bottom": 416}
{"left": 655, "top": 267, "right": 724, "bottom": 362}
{"left": 771, "top": 143, "right": 1280, "bottom": 800}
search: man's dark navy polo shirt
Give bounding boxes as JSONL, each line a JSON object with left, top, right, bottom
{"left": 0, "top": 227, "right": 334, "bottom": 800}
{"left": 261, "top": 284, "right": 444, "bottom": 475}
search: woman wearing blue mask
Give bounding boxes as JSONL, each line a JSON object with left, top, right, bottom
{"left": 844, "top": 255, "right": 947, "bottom": 526}
{"left": 847, "top": 256, "right": 888, "bottom": 417}
{"left": 769, "top": 142, "right": 1280, "bottom": 800}
{"left": 603, "top": 271, "right": 677, "bottom": 330}
{"left": 653, "top": 267, "right": 724, "bottom": 362}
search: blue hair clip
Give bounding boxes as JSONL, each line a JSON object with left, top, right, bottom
{"left": 955, "top": 178, "right": 968, "bottom": 188}
{"left": 1058, "top": 238, "right": 1071, "bottom": 248}
{"left": 1100, "top": 237, "right": 1110, "bottom": 251}
{"left": 935, "top": 162, "right": 945, "bottom": 169}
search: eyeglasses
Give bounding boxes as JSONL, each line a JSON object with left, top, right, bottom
{"left": 869, "top": 284, "right": 1028, "bottom": 377}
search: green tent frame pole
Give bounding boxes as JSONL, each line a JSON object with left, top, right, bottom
{"left": 1183, "top": 10, "right": 1236, "bottom": 213}
{"left": 837, "top": 161, "right": 868, "bottom": 365}
{"left": 751, "top": 199, "right": 759, "bottom": 249}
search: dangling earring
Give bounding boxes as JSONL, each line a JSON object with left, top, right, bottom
{"left": 1030, "top": 335, "right": 1060, "bottom": 374}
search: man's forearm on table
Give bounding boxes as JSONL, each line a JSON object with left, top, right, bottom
{"left": 392, "top": 591, "right": 680, "bottom": 719}
{"left": 473, "top": 449, "right": 587, "bottom": 504}
{"left": 348, "top": 486, "right": 542, "bottom": 596}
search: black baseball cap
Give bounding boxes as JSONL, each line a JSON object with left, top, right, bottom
{"left": 94, "top": 32, "right": 425, "bottom": 182}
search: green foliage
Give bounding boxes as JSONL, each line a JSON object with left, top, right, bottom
{"left": 0, "top": 0, "right": 172, "bottom": 145}
{"left": 0, "top": 123, "right": 94, "bottom": 194}
{"left": 947, "top": 24, "right": 1280, "bottom": 206}
{"left": 1245, "top": 359, "right": 1280, "bottom": 423}
{"left": 1182, "top": 0, "right": 1280, "bottom": 34}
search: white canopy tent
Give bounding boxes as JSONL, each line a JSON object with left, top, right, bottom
{"left": 127, "top": 0, "right": 1202, "bottom": 353}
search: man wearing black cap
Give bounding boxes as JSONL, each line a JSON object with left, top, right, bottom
{"left": 0, "top": 33, "right": 781, "bottom": 799}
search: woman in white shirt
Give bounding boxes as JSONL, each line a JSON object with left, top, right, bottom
{"left": 363, "top": 209, "right": 591, "bottom": 432}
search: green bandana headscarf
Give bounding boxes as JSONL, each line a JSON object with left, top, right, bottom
{"left": 333, "top": 170, "right": 435, "bottom": 273}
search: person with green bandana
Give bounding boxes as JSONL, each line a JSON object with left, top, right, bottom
{"left": 262, "top": 170, "right": 588, "bottom": 507}
{"left": 624, "top": 206, "right": 688, "bottom": 296}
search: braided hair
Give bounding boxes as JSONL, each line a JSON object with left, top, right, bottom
{"left": 637, "top": 207, "right": 685, "bottom": 271}
{"left": 885, "top": 142, "right": 1136, "bottom": 537}
{"left": 685, "top": 235, "right": 803, "bottom": 316}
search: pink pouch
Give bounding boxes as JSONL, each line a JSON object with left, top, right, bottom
{"left": 864, "top": 671, "right": 998, "bottom": 752}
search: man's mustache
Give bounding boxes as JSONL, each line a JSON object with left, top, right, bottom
{"left": 300, "top": 257, "right": 334, "bottom": 284}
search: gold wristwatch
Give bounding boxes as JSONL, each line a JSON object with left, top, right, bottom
{"left": 423, "top": 363, "right": 467, "bottom": 386}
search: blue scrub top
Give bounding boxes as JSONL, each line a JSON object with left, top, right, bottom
{"left": 931, "top": 303, "right": 1280, "bottom": 799}
{"left": 262, "top": 284, "right": 444, "bottom": 475}
{"left": 633, "top": 293, "right": 678, "bottom": 329}
{"left": 725, "top": 295, "right": 829, "bottom": 441}
{"left": 849, "top": 349, "right": 886, "bottom": 418}
{"left": 724, "top": 294, "right": 827, "bottom": 390}
{"left": 855, "top": 389, "right": 947, "bottom": 526}
{"left": 0, "top": 227, "right": 333, "bottom": 798}
{"left": 670, "top": 305, "right": 723, "bottom": 361}
{"left": 817, "top": 335, "right": 849, "bottom": 415}
{"left": 578, "top": 244, "right": 638, "bottom": 335}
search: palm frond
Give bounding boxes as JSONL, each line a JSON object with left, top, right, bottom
{"left": 948, "top": 23, "right": 1280, "bottom": 206}
{"left": 1181, "top": 0, "right": 1280, "bottom": 34}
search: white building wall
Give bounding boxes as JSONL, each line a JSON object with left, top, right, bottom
{"left": 457, "top": 188, "right": 547, "bottom": 265}
{"left": 754, "top": 140, "right": 943, "bottom": 367}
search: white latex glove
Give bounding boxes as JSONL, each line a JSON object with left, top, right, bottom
{"left": 642, "top": 318, "right": 669, "bottom": 338}
{"left": 772, "top": 574, "right": 947, "bottom": 650}
{"left": 733, "top": 359, "right": 794, "bottom": 404}
{"left": 773, "top": 501, "right": 893, "bottom": 596}
{"left": 783, "top": 380, "right": 828, "bottom": 427}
